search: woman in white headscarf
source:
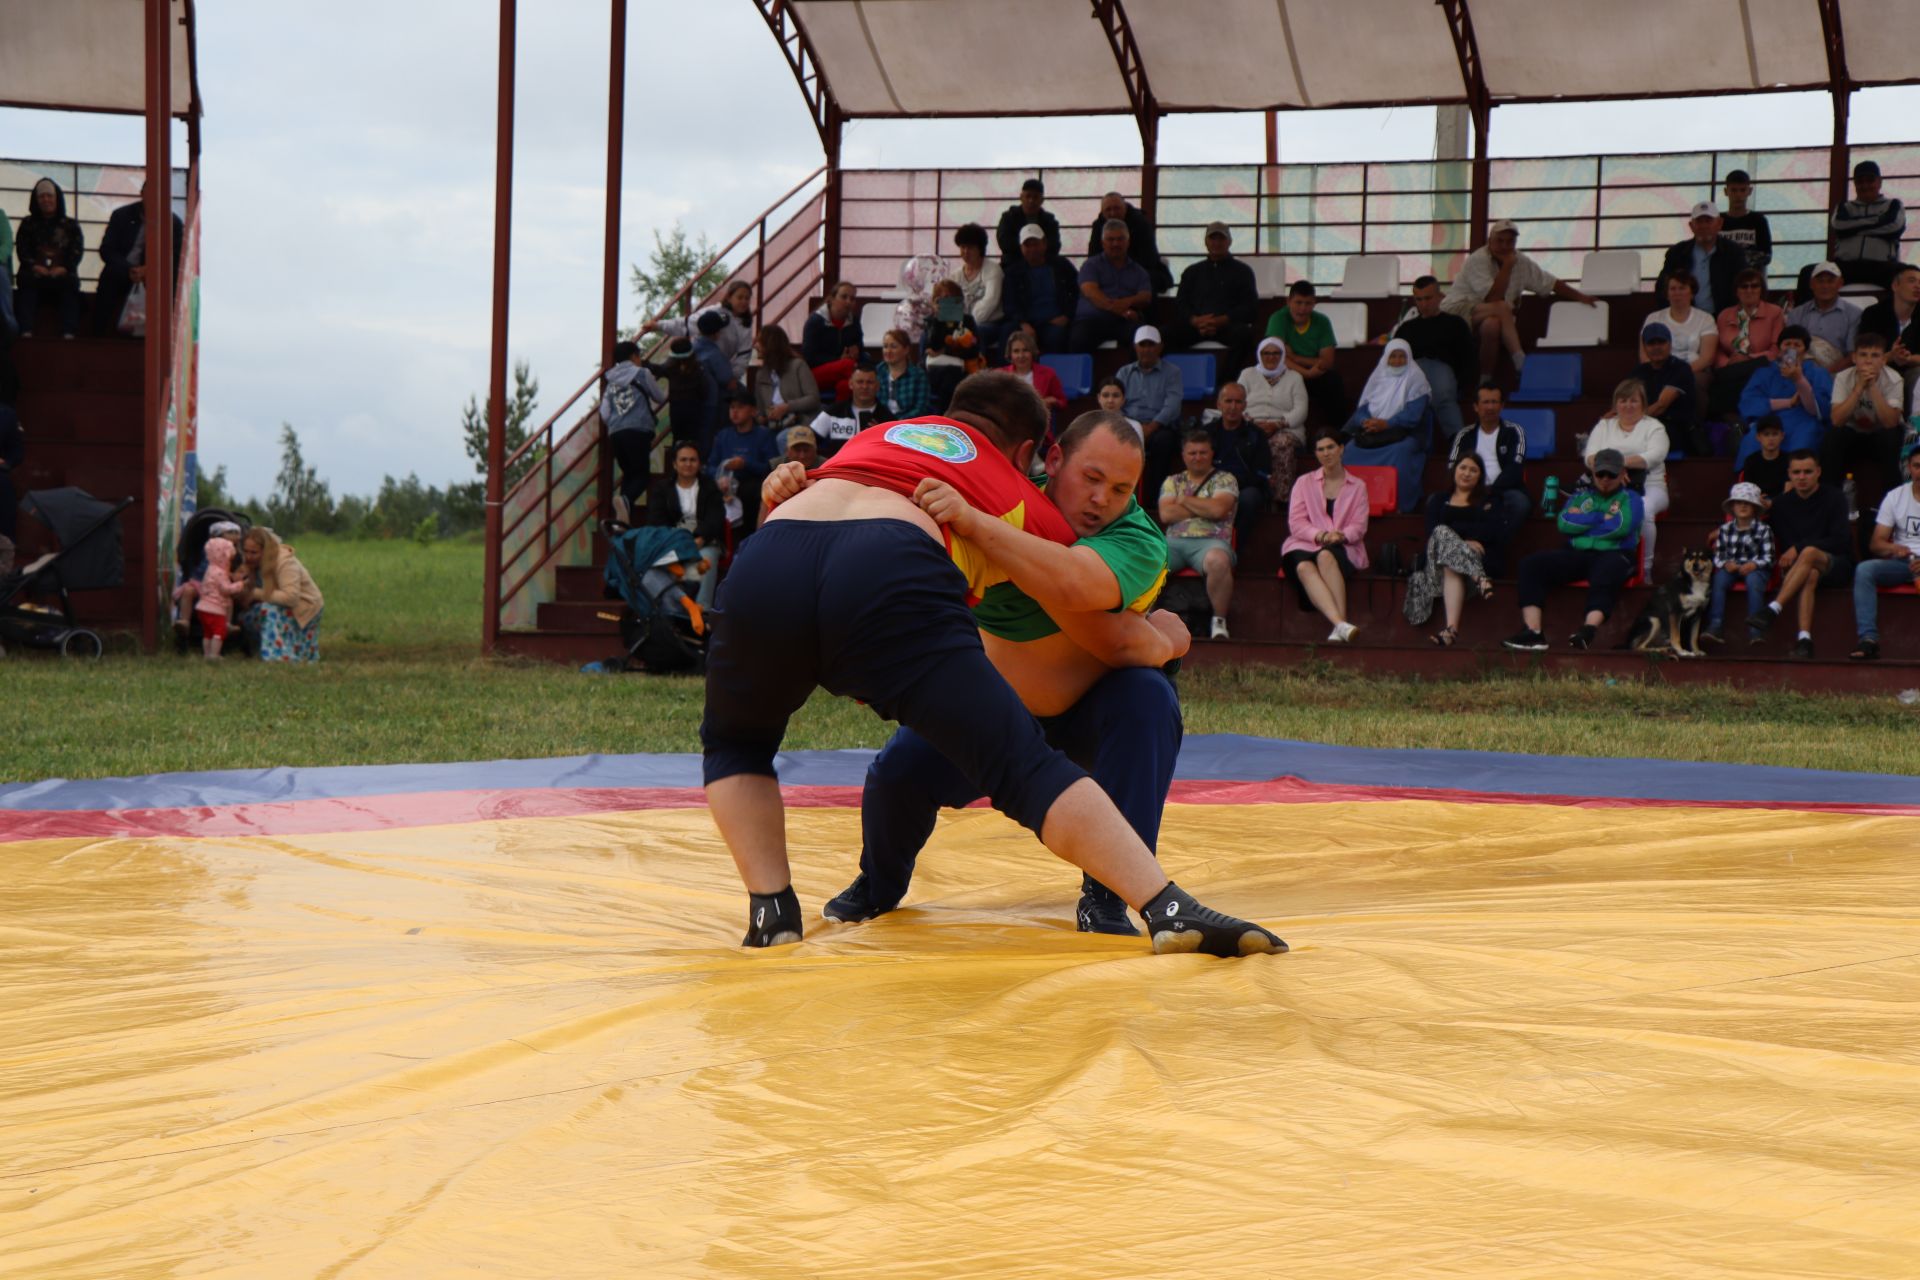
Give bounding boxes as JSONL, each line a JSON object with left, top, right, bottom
{"left": 1238, "top": 336, "right": 1309, "bottom": 506}
{"left": 1340, "top": 338, "right": 1433, "bottom": 513}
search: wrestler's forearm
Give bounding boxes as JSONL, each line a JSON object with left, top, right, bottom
{"left": 1052, "top": 606, "right": 1175, "bottom": 669}
{"left": 961, "top": 515, "right": 1121, "bottom": 613}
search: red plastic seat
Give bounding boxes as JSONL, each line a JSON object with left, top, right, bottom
{"left": 1348, "top": 465, "right": 1398, "bottom": 517}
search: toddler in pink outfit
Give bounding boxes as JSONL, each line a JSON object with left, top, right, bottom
{"left": 196, "top": 537, "right": 244, "bottom": 658}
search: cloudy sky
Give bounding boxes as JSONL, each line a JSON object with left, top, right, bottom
{"left": 4, "top": 2, "right": 1917, "bottom": 500}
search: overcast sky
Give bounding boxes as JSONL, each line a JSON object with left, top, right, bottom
{"left": 4, "top": 2, "right": 1917, "bottom": 500}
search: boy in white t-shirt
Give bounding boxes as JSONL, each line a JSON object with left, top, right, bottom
{"left": 1849, "top": 446, "right": 1920, "bottom": 658}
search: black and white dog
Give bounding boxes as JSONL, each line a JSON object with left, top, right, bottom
{"left": 1624, "top": 549, "right": 1714, "bottom": 657}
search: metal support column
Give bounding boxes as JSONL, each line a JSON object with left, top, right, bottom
{"left": 481, "top": 0, "right": 517, "bottom": 654}
{"left": 142, "top": 0, "right": 175, "bottom": 651}
{"left": 601, "top": 0, "right": 627, "bottom": 366}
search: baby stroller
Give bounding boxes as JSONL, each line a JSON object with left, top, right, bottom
{"left": 601, "top": 525, "right": 708, "bottom": 673}
{"left": 174, "top": 506, "right": 253, "bottom": 654}
{"left": 0, "top": 487, "right": 135, "bottom": 658}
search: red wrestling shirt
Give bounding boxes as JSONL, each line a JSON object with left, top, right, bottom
{"left": 813, "top": 416, "right": 1075, "bottom": 604}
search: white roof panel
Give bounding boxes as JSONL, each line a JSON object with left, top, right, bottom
{"left": 0, "top": 0, "right": 196, "bottom": 117}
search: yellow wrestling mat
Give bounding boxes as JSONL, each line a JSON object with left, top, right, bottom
{"left": 5, "top": 797, "right": 1920, "bottom": 1277}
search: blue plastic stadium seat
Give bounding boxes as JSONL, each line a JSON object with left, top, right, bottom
{"left": 1504, "top": 408, "right": 1556, "bottom": 458}
{"left": 1040, "top": 353, "right": 1093, "bottom": 400}
{"left": 1166, "top": 352, "right": 1216, "bottom": 400}
{"left": 1511, "top": 353, "right": 1581, "bottom": 404}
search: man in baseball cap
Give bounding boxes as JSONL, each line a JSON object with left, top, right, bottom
{"left": 1503, "top": 447, "right": 1645, "bottom": 653}
{"left": 1442, "top": 217, "right": 1597, "bottom": 379}
{"left": 1165, "top": 219, "right": 1258, "bottom": 373}
{"left": 1658, "top": 198, "right": 1739, "bottom": 315}
{"left": 1110, "top": 324, "right": 1183, "bottom": 499}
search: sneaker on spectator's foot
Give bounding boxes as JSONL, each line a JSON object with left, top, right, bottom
{"left": 1209, "top": 616, "right": 1229, "bottom": 641}
{"left": 1141, "top": 882, "right": 1286, "bottom": 957}
{"left": 1076, "top": 877, "right": 1139, "bottom": 936}
{"left": 1503, "top": 628, "right": 1548, "bottom": 652}
{"left": 820, "top": 873, "right": 899, "bottom": 923}
{"left": 1327, "top": 621, "right": 1358, "bottom": 644}
{"left": 742, "top": 886, "right": 803, "bottom": 947}
{"left": 1568, "top": 624, "right": 1598, "bottom": 650}
{"left": 1790, "top": 636, "right": 1814, "bottom": 660}
{"left": 1747, "top": 607, "right": 1777, "bottom": 638}
{"left": 1851, "top": 637, "right": 1881, "bottom": 661}
{"left": 1700, "top": 628, "right": 1724, "bottom": 646}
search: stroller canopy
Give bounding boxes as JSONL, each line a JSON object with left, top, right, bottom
{"left": 21, "top": 488, "right": 127, "bottom": 592}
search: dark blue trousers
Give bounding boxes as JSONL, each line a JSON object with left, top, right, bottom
{"left": 857, "top": 664, "right": 1184, "bottom": 906}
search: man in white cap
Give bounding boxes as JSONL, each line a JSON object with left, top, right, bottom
{"left": 1115, "top": 324, "right": 1184, "bottom": 498}
{"left": 1657, "top": 201, "right": 1743, "bottom": 317}
{"left": 1784, "top": 261, "right": 1862, "bottom": 373}
{"left": 1002, "top": 222, "right": 1080, "bottom": 355}
{"left": 1442, "top": 218, "right": 1597, "bottom": 379}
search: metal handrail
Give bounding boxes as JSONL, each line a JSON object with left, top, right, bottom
{"left": 640, "top": 164, "right": 826, "bottom": 329}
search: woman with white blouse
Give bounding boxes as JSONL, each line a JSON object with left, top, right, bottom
{"left": 1584, "top": 378, "right": 1671, "bottom": 580}
{"left": 1641, "top": 271, "right": 1718, "bottom": 413}
{"left": 1239, "top": 337, "right": 1310, "bottom": 505}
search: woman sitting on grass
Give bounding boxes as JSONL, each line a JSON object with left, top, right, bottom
{"left": 1403, "top": 452, "right": 1502, "bottom": 647}
{"left": 236, "top": 526, "right": 325, "bottom": 663}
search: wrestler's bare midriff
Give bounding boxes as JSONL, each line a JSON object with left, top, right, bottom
{"left": 762, "top": 477, "right": 944, "bottom": 544}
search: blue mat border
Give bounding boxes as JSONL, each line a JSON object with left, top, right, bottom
{"left": 4, "top": 736, "right": 1916, "bottom": 812}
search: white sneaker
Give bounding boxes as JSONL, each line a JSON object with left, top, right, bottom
{"left": 1209, "top": 616, "right": 1229, "bottom": 640}
{"left": 1327, "top": 621, "right": 1358, "bottom": 644}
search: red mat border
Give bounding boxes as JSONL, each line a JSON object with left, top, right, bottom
{"left": 6, "top": 777, "right": 1915, "bottom": 842}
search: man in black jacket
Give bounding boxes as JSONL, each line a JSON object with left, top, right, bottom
{"left": 1750, "top": 450, "right": 1854, "bottom": 658}
{"left": 1447, "top": 383, "right": 1530, "bottom": 534}
{"left": 94, "top": 181, "right": 184, "bottom": 337}
{"left": 1001, "top": 225, "right": 1079, "bottom": 354}
{"left": 994, "top": 178, "right": 1061, "bottom": 265}
{"left": 1390, "top": 276, "right": 1477, "bottom": 439}
{"left": 1858, "top": 262, "right": 1920, "bottom": 410}
{"left": 1165, "top": 222, "right": 1257, "bottom": 373}
{"left": 1084, "top": 192, "right": 1173, "bottom": 294}
{"left": 1656, "top": 202, "right": 1744, "bottom": 319}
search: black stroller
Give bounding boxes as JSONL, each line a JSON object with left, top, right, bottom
{"left": 0, "top": 487, "right": 135, "bottom": 658}
{"left": 174, "top": 506, "right": 253, "bottom": 654}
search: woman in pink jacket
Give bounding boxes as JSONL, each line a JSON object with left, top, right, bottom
{"left": 1282, "top": 432, "right": 1370, "bottom": 643}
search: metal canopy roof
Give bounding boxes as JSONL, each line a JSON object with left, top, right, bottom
{"left": 760, "top": 0, "right": 1916, "bottom": 128}
{"left": 0, "top": 0, "right": 200, "bottom": 118}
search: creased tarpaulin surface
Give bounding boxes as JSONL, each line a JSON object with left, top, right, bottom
{"left": 3, "top": 744, "right": 1920, "bottom": 1277}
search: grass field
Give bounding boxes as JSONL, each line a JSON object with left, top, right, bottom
{"left": 4, "top": 533, "right": 1918, "bottom": 783}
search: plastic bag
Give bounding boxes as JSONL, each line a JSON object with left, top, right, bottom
{"left": 118, "top": 283, "right": 147, "bottom": 337}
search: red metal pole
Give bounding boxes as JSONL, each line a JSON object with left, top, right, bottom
{"left": 1829, "top": 87, "right": 1852, "bottom": 255}
{"left": 601, "top": 0, "right": 626, "bottom": 365}
{"left": 482, "top": 0, "right": 517, "bottom": 655}
{"left": 598, "top": 0, "right": 626, "bottom": 523}
{"left": 1263, "top": 109, "right": 1278, "bottom": 256}
{"left": 1469, "top": 105, "right": 1492, "bottom": 247}
{"left": 821, "top": 108, "right": 843, "bottom": 288}
{"left": 142, "top": 0, "right": 174, "bottom": 652}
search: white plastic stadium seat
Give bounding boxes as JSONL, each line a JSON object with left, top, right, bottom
{"left": 1316, "top": 301, "right": 1369, "bottom": 349}
{"left": 859, "top": 302, "right": 896, "bottom": 345}
{"left": 1536, "top": 299, "right": 1611, "bottom": 348}
{"left": 1250, "top": 257, "right": 1290, "bottom": 298}
{"left": 1333, "top": 254, "right": 1399, "bottom": 299}
{"left": 1578, "top": 251, "right": 1642, "bottom": 296}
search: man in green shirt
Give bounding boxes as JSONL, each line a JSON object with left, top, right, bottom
{"left": 811, "top": 412, "right": 1207, "bottom": 937}
{"left": 1266, "top": 279, "right": 1347, "bottom": 428}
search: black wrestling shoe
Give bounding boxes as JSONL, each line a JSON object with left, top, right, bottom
{"left": 743, "top": 886, "right": 803, "bottom": 947}
{"left": 1075, "top": 876, "right": 1140, "bottom": 936}
{"left": 1141, "top": 882, "right": 1287, "bottom": 957}
{"left": 820, "top": 873, "right": 899, "bottom": 923}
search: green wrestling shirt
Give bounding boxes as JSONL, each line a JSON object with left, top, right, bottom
{"left": 971, "top": 494, "right": 1169, "bottom": 642}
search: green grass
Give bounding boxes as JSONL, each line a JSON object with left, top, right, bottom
{"left": 3, "top": 533, "right": 1916, "bottom": 784}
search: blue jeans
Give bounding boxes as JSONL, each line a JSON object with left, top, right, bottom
{"left": 1416, "top": 359, "right": 1464, "bottom": 439}
{"left": 1708, "top": 566, "right": 1770, "bottom": 631}
{"left": 1853, "top": 558, "right": 1919, "bottom": 640}
{"left": 856, "top": 666, "right": 1184, "bottom": 908}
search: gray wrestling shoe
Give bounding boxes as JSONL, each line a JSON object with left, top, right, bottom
{"left": 1141, "top": 882, "right": 1287, "bottom": 957}
{"left": 820, "top": 873, "right": 900, "bottom": 923}
{"left": 1075, "top": 876, "right": 1140, "bottom": 936}
{"left": 743, "top": 886, "right": 803, "bottom": 947}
